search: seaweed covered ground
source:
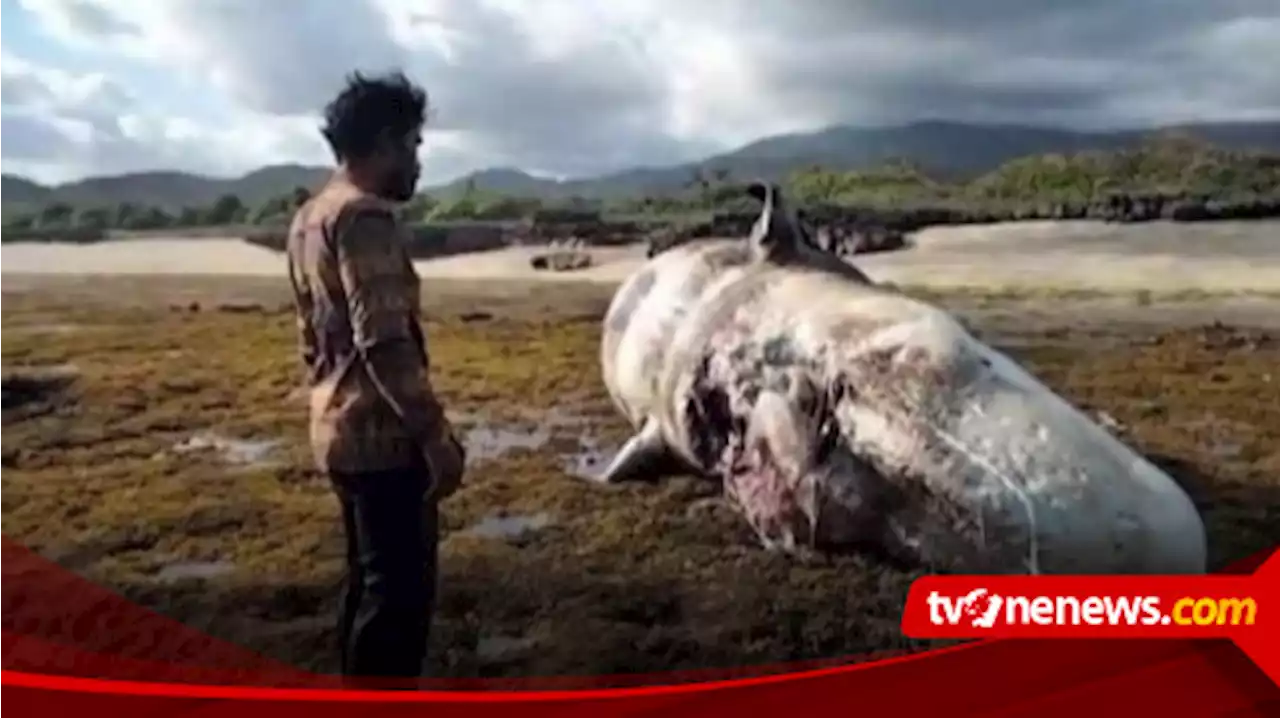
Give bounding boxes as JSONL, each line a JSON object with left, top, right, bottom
{"left": 3, "top": 276, "right": 1279, "bottom": 679}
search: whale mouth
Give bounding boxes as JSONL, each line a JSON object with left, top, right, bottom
{"left": 682, "top": 359, "right": 1025, "bottom": 572}
{"left": 684, "top": 362, "right": 897, "bottom": 557}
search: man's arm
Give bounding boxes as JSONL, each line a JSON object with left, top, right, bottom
{"left": 285, "top": 211, "right": 321, "bottom": 383}
{"left": 331, "top": 205, "right": 456, "bottom": 462}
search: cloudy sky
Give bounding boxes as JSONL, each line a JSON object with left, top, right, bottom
{"left": 2, "top": 0, "right": 1278, "bottom": 187}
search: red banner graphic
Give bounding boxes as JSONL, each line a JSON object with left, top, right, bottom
{"left": 3, "top": 535, "right": 1277, "bottom": 716}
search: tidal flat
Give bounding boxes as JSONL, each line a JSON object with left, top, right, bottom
{"left": 3, "top": 275, "right": 1279, "bottom": 678}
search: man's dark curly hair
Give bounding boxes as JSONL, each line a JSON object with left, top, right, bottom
{"left": 320, "top": 70, "right": 428, "bottom": 161}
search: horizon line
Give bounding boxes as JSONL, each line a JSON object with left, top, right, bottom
{"left": 4, "top": 116, "right": 1277, "bottom": 190}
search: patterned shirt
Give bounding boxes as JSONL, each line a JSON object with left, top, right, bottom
{"left": 285, "top": 172, "right": 458, "bottom": 477}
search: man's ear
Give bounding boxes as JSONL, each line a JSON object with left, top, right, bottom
{"left": 370, "top": 127, "right": 403, "bottom": 156}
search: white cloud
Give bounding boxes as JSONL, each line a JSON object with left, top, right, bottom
{"left": 5, "top": 0, "right": 1279, "bottom": 185}
{"left": 1, "top": 52, "right": 332, "bottom": 184}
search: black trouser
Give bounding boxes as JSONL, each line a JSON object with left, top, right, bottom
{"left": 330, "top": 463, "right": 438, "bottom": 683}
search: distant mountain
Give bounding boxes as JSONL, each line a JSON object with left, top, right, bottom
{"left": 427, "top": 167, "right": 567, "bottom": 198}
{"left": 1, "top": 175, "right": 54, "bottom": 206}
{"left": 1, "top": 164, "right": 330, "bottom": 212}
{"left": 428, "top": 120, "right": 1280, "bottom": 200}
{"left": 229, "top": 165, "right": 333, "bottom": 205}
{"left": 5, "top": 120, "right": 1278, "bottom": 211}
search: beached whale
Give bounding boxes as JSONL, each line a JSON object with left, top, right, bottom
{"left": 591, "top": 182, "right": 1207, "bottom": 575}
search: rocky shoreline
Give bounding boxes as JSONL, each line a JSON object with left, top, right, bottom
{"left": 5, "top": 192, "right": 1276, "bottom": 267}
{"left": 647, "top": 192, "right": 1280, "bottom": 259}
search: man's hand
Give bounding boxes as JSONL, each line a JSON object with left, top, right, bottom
{"left": 422, "top": 428, "right": 467, "bottom": 500}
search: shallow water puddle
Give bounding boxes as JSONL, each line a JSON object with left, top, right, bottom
{"left": 452, "top": 408, "right": 626, "bottom": 480}
{"left": 561, "top": 434, "right": 620, "bottom": 481}
{"left": 1210, "top": 441, "right": 1244, "bottom": 459}
{"left": 2, "top": 362, "right": 82, "bottom": 378}
{"left": 461, "top": 423, "right": 552, "bottom": 463}
{"left": 475, "top": 634, "right": 538, "bottom": 662}
{"left": 456, "top": 407, "right": 600, "bottom": 462}
{"left": 155, "top": 560, "right": 236, "bottom": 582}
{"left": 459, "top": 512, "right": 554, "bottom": 541}
{"left": 5, "top": 323, "right": 84, "bottom": 336}
{"left": 173, "top": 431, "right": 281, "bottom": 467}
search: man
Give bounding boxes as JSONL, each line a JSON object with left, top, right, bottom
{"left": 285, "top": 70, "right": 466, "bottom": 683}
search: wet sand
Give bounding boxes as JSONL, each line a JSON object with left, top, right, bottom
{"left": 4, "top": 219, "right": 1280, "bottom": 294}
{"left": 859, "top": 219, "right": 1280, "bottom": 293}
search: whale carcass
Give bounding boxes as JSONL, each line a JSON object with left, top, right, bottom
{"left": 593, "top": 182, "right": 1207, "bottom": 575}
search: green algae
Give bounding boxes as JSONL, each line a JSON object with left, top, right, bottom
{"left": 2, "top": 281, "right": 1277, "bottom": 678}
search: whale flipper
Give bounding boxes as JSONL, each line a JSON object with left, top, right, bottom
{"left": 596, "top": 418, "right": 680, "bottom": 484}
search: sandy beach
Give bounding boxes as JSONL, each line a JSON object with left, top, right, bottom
{"left": 4, "top": 219, "right": 1280, "bottom": 295}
